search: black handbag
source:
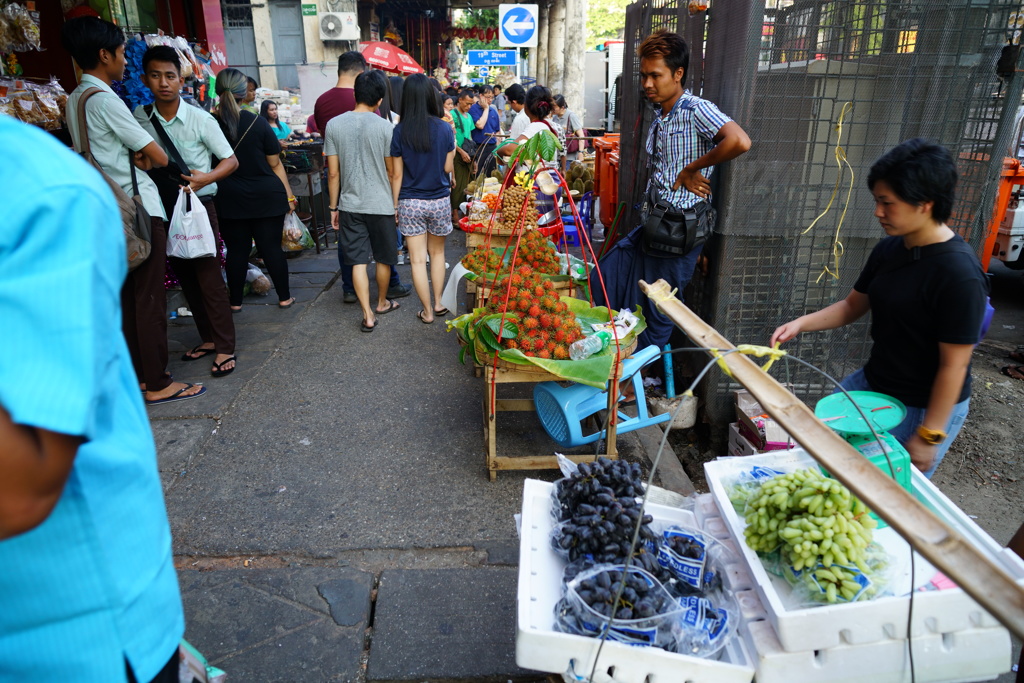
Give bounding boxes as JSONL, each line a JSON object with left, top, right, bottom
{"left": 455, "top": 111, "right": 478, "bottom": 155}
{"left": 641, "top": 198, "right": 716, "bottom": 258}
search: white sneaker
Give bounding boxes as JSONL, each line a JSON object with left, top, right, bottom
{"left": 397, "top": 251, "right": 406, "bottom": 265}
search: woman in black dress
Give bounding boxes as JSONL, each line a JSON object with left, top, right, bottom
{"left": 213, "top": 68, "right": 296, "bottom": 310}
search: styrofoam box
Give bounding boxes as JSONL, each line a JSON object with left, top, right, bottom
{"left": 728, "top": 422, "right": 758, "bottom": 457}
{"left": 516, "top": 479, "right": 756, "bottom": 683}
{"left": 704, "top": 450, "right": 1024, "bottom": 652}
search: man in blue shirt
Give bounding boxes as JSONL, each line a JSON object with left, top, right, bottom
{"left": 0, "top": 118, "right": 185, "bottom": 681}
{"left": 469, "top": 84, "right": 501, "bottom": 176}
{"left": 594, "top": 29, "right": 751, "bottom": 358}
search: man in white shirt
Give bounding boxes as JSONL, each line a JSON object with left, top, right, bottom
{"left": 506, "top": 84, "right": 530, "bottom": 141}
{"left": 134, "top": 45, "right": 240, "bottom": 379}
{"left": 63, "top": 16, "right": 205, "bottom": 406}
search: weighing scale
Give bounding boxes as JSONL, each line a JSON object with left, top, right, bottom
{"left": 814, "top": 391, "right": 912, "bottom": 528}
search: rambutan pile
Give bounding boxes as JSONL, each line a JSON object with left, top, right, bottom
{"left": 486, "top": 265, "right": 585, "bottom": 359}
{"left": 510, "top": 228, "right": 561, "bottom": 275}
{"left": 460, "top": 247, "right": 505, "bottom": 275}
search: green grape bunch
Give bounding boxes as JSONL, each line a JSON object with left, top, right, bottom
{"left": 742, "top": 469, "right": 877, "bottom": 575}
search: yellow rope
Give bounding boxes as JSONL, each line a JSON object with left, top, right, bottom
{"left": 647, "top": 284, "right": 679, "bottom": 308}
{"left": 801, "top": 102, "right": 855, "bottom": 282}
{"left": 706, "top": 343, "right": 788, "bottom": 378}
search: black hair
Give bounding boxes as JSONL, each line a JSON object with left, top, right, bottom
{"left": 525, "top": 85, "right": 554, "bottom": 121}
{"left": 459, "top": 88, "right": 476, "bottom": 101}
{"left": 867, "top": 138, "right": 957, "bottom": 223}
{"left": 479, "top": 84, "right": 494, "bottom": 95}
{"left": 493, "top": 84, "right": 503, "bottom": 93}
{"left": 448, "top": 94, "right": 460, "bottom": 107}
{"left": 428, "top": 77, "right": 443, "bottom": 92}
{"left": 505, "top": 83, "right": 526, "bottom": 105}
{"left": 445, "top": 86, "right": 458, "bottom": 96}
{"left": 260, "top": 99, "right": 286, "bottom": 130}
{"left": 60, "top": 16, "right": 125, "bottom": 71}
{"left": 399, "top": 73, "right": 441, "bottom": 153}
{"left": 355, "top": 70, "right": 387, "bottom": 107}
{"left": 638, "top": 29, "right": 690, "bottom": 79}
{"left": 142, "top": 45, "right": 180, "bottom": 74}
{"left": 247, "top": 76, "right": 259, "bottom": 90}
{"left": 338, "top": 50, "right": 367, "bottom": 76}
{"left": 554, "top": 94, "right": 568, "bottom": 109}
{"left": 388, "top": 76, "right": 405, "bottom": 114}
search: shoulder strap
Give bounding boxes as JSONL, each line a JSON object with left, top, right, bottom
{"left": 233, "top": 112, "right": 260, "bottom": 153}
{"left": 145, "top": 104, "right": 191, "bottom": 176}
{"left": 75, "top": 87, "right": 105, "bottom": 157}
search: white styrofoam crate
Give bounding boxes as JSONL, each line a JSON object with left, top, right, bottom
{"left": 516, "top": 479, "right": 756, "bottom": 683}
{"left": 704, "top": 450, "right": 1024, "bottom": 652}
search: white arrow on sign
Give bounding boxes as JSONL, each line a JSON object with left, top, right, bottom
{"left": 503, "top": 14, "right": 534, "bottom": 36}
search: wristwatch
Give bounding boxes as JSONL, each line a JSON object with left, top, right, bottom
{"left": 329, "top": 207, "right": 339, "bottom": 212}
{"left": 916, "top": 425, "right": 947, "bottom": 445}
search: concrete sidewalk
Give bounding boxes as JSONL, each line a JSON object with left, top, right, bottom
{"left": 153, "top": 237, "right": 690, "bottom": 681}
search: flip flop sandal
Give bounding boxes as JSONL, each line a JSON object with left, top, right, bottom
{"left": 1009, "top": 350, "right": 1024, "bottom": 363}
{"left": 1000, "top": 365, "right": 1024, "bottom": 380}
{"left": 279, "top": 298, "right": 295, "bottom": 309}
{"left": 376, "top": 299, "right": 401, "bottom": 315}
{"left": 433, "top": 307, "right": 450, "bottom": 316}
{"left": 181, "top": 345, "right": 216, "bottom": 362}
{"left": 145, "top": 383, "right": 207, "bottom": 406}
{"left": 361, "top": 319, "right": 376, "bottom": 333}
{"left": 211, "top": 356, "right": 237, "bottom": 378}
{"left": 417, "top": 310, "right": 434, "bottom": 324}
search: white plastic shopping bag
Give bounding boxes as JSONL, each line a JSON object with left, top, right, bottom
{"left": 167, "top": 188, "right": 216, "bottom": 259}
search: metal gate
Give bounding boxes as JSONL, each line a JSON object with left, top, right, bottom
{"left": 222, "top": 0, "right": 260, "bottom": 82}
{"left": 618, "top": 0, "right": 1024, "bottom": 426}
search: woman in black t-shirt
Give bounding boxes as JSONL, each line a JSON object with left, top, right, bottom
{"left": 212, "top": 68, "right": 296, "bottom": 310}
{"left": 388, "top": 74, "right": 456, "bottom": 324}
{"left": 771, "top": 139, "right": 987, "bottom": 478}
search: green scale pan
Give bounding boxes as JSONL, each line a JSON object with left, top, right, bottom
{"left": 814, "top": 391, "right": 913, "bottom": 529}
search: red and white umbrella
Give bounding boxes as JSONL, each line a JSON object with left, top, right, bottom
{"left": 358, "top": 41, "right": 424, "bottom": 75}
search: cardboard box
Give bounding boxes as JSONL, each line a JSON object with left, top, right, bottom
{"left": 734, "top": 390, "right": 795, "bottom": 451}
{"left": 728, "top": 422, "right": 759, "bottom": 456}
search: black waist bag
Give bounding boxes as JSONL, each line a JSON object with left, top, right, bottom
{"left": 641, "top": 199, "right": 716, "bottom": 258}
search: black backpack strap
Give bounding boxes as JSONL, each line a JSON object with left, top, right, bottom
{"left": 145, "top": 104, "right": 191, "bottom": 177}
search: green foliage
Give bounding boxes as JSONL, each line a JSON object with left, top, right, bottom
{"left": 507, "top": 130, "right": 562, "bottom": 171}
{"left": 456, "top": 9, "right": 500, "bottom": 51}
{"left": 587, "top": 0, "right": 631, "bottom": 45}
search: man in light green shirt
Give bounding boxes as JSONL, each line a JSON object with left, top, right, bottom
{"left": 134, "top": 45, "right": 240, "bottom": 379}
{"left": 62, "top": 16, "right": 206, "bottom": 406}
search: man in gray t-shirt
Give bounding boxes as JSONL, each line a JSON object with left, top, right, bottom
{"left": 326, "top": 71, "right": 401, "bottom": 332}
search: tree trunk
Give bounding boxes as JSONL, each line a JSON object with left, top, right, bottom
{"left": 546, "top": 0, "right": 566, "bottom": 93}
{"left": 537, "top": 1, "right": 550, "bottom": 85}
{"left": 561, "top": 0, "right": 586, "bottom": 120}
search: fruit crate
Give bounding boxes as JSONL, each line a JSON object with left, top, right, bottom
{"left": 516, "top": 478, "right": 757, "bottom": 683}
{"left": 704, "top": 450, "right": 1024, "bottom": 653}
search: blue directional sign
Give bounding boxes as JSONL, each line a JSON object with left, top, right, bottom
{"left": 478, "top": 66, "right": 489, "bottom": 78}
{"left": 467, "top": 50, "right": 518, "bottom": 66}
{"left": 499, "top": 4, "right": 538, "bottom": 48}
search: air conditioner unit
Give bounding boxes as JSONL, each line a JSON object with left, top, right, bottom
{"left": 319, "top": 12, "right": 359, "bottom": 41}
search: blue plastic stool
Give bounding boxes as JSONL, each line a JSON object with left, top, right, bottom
{"left": 559, "top": 192, "right": 593, "bottom": 250}
{"left": 533, "top": 344, "right": 669, "bottom": 447}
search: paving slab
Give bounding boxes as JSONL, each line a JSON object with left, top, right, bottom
{"left": 367, "top": 568, "right": 537, "bottom": 681}
{"left": 151, "top": 418, "right": 216, "bottom": 491}
{"left": 179, "top": 568, "right": 370, "bottom": 682}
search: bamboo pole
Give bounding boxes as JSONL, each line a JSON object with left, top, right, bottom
{"left": 638, "top": 278, "right": 1024, "bottom": 640}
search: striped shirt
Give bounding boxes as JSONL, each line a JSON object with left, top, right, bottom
{"left": 645, "top": 91, "right": 732, "bottom": 210}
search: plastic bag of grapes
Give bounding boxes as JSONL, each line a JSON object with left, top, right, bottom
{"left": 554, "top": 564, "right": 684, "bottom": 650}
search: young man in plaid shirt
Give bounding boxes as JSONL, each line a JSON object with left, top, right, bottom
{"left": 595, "top": 29, "right": 751, "bottom": 357}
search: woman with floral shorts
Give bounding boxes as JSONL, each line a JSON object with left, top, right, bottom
{"left": 389, "top": 74, "right": 457, "bottom": 323}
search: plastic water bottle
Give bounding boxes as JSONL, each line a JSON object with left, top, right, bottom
{"left": 569, "top": 331, "right": 612, "bottom": 361}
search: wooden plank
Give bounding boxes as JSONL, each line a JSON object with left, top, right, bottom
{"left": 495, "top": 398, "right": 535, "bottom": 412}
{"left": 491, "top": 453, "right": 615, "bottom": 470}
{"left": 638, "top": 278, "right": 1024, "bottom": 640}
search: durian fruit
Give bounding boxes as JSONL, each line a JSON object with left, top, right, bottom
{"left": 492, "top": 170, "right": 504, "bottom": 182}
{"left": 572, "top": 179, "right": 585, "bottom": 193}
{"left": 466, "top": 182, "right": 478, "bottom": 194}
{"left": 581, "top": 168, "right": 594, "bottom": 182}
{"left": 584, "top": 180, "right": 594, "bottom": 193}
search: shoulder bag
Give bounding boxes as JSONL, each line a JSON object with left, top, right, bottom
{"left": 454, "top": 111, "right": 478, "bottom": 156}
{"left": 639, "top": 97, "right": 716, "bottom": 258}
{"left": 144, "top": 104, "right": 193, "bottom": 208}
{"left": 76, "top": 88, "right": 152, "bottom": 271}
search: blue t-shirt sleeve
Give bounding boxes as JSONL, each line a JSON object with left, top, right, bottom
{"left": 0, "top": 181, "right": 123, "bottom": 440}
{"left": 390, "top": 125, "right": 403, "bottom": 157}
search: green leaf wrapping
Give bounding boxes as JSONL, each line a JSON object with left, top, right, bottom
{"left": 484, "top": 314, "right": 520, "bottom": 340}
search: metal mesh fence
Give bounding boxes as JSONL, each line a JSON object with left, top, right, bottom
{"left": 619, "top": 0, "right": 1023, "bottom": 425}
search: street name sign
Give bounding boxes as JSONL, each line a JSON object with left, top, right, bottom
{"left": 467, "top": 49, "right": 518, "bottom": 66}
{"left": 499, "top": 4, "right": 538, "bottom": 48}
